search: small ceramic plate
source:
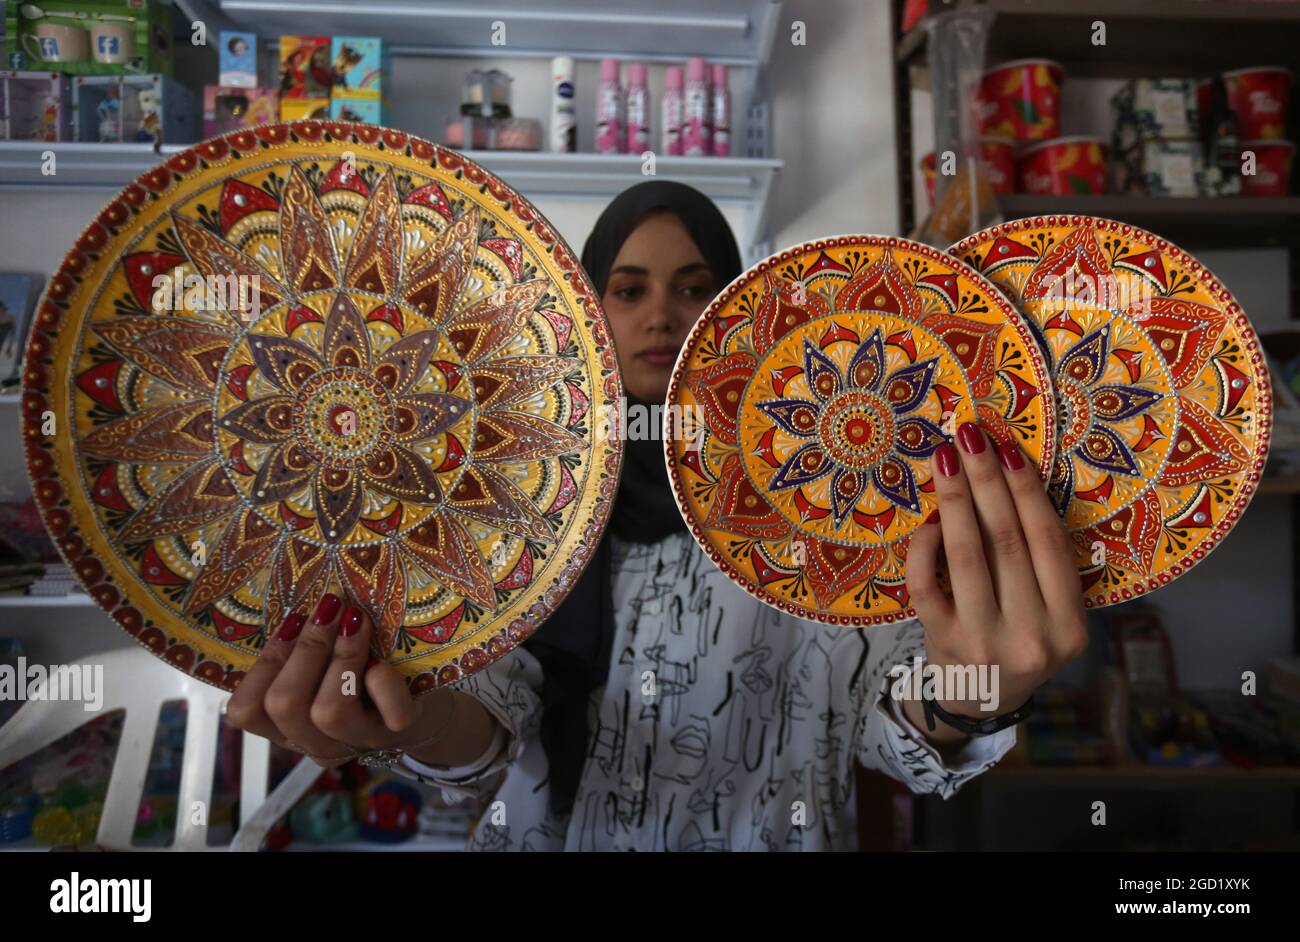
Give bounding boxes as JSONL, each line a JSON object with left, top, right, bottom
{"left": 665, "top": 236, "right": 1055, "bottom": 625}
{"left": 22, "top": 122, "right": 622, "bottom": 692}
{"left": 951, "top": 216, "right": 1271, "bottom": 608}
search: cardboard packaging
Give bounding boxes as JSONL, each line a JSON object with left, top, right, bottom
{"left": 330, "top": 96, "right": 391, "bottom": 125}
{"left": 203, "top": 85, "right": 278, "bottom": 137}
{"left": 329, "top": 36, "right": 385, "bottom": 100}
{"left": 280, "top": 97, "right": 329, "bottom": 121}
{"left": 218, "top": 31, "right": 259, "bottom": 88}
{"left": 74, "top": 73, "right": 195, "bottom": 144}
{"left": 279, "top": 35, "right": 332, "bottom": 99}
{"left": 0, "top": 70, "right": 72, "bottom": 140}
{"left": 1111, "top": 78, "right": 1201, "bottom": 150}
{"left": 4, "top": 0, "right": 174, "bottom": 77}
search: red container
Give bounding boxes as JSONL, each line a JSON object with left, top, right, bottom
{"left": 975, "top": 59, "right": 1064, "bottom": 142}
{"left": 978, "top": 137, "right": 1015, "bottom": 194}
{"left": 1224, "top": 67, "right": 1292, "bottom": 139}
{"left": 1241, "top": 139, "right": 1294, "bottom": 196}
{"left": 1017, "top": 136, "right": 1108, "bottom": 195}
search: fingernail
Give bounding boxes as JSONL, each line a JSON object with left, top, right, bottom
{"left": 340, "top": 605, "right": 364, "bottom": 638}
{"left": 925, "top": 509, "right": 940, "bottom": 525}
{"left": 957, "top": 422, "right": 986, "bottom": 455}
{"left": 935, "top": 442, "right": 960, "bottom": 478}
{"left": 275, "top": 612, "right": 305, "bottom": 642}
{"left": 999, "top": 441, "right": 1026, "bottom": 472}
{"left": 311, "top": 593, "right": 342, "bottom": 625}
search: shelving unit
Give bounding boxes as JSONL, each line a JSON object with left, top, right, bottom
{"left": 897, "top": 0, "right": 1300, "bottom": 78}
{"left": 884, "top": 2, "right": 1300, "bottom": 849}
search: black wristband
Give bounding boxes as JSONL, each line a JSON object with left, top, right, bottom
{"left": 921, "top": 688, "right": 1034, "bottom": 737}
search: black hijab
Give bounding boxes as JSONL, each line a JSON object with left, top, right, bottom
{"left": 522, "top": 181, "right": 742, "bottom": 817}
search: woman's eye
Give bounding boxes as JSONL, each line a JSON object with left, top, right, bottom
{"left": 681, "top": 284, "right": 712, "bottom": 299}
{"left": 614, "top": 286, "right": 643, "bottom": 301}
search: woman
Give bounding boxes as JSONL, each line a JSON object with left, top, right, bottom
{"left": 226, "top": 182, "right": 1087, "bottom": 851}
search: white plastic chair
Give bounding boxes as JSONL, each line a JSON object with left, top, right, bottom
{"left": 0, "top": 646, "right": 322, "bottom": 851}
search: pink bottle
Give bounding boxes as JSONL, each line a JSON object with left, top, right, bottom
{"left": 711, "top": 63, "right": 731, "bottom": 157}
{"left": 625, "top": 62, "right": 651, "bottom": 153}
{"left": 595, "top": 57, "right": 625, "bottom": 154}
{"left": 682, "top": 57, "right": 711, "bottom": 156}
{"left": 662, "top": 66, "right": 684, "bottom": 156}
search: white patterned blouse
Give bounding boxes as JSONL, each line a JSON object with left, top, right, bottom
{"left": 390, "top": 531, "right": 1015, "bottom": 851}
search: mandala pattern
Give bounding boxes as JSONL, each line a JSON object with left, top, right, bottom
{"left": 952, "top": 216, "right": 1271, "bottom": 608}
{"left": 667, "top": 237, "right": 1055, "bottom": 625}
{"left": 22, "top": 122, "right": 622, "bottom": 692}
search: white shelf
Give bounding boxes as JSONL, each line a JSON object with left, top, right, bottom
{"left": 0, "top": 594, "right": 94, "bottom": 607}
{"left": 197, "top": 0, "right": 783, "bottom": 65}
{"left": 0, "top": 141, "right": 781, "bottom": 253}
{"left": 0, "top": 141, "right": 189, "bottom": 191}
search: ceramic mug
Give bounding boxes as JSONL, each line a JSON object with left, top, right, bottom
{"left": 22, "top": 23, "right": 90, "bottom": 64}
{"left": 90, "top": 22, "right": 135, "bottom": 66}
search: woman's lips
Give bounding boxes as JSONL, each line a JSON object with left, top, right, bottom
{"left": 636, "top": 347, "right": 679, "bottom": 367}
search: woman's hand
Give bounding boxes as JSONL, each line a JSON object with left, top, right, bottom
{"left": 902, "top": 421, "right": 1089, "bottom": 746}
{"left": 225, "top": 593, "right": 497, "bottom": 768}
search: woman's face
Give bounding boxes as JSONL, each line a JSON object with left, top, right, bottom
{"left": 602, "top": 211, "right": 716, "bottom": 402}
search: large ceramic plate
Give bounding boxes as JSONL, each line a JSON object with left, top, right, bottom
{"left": 951, "top": 216, "right": 1271, "bottom": 608}
{"left": 665, "top": 236, "right": 1055, "bottom": 625}
{"left": 22, "top": 122, "right": 622, "bottom": 692}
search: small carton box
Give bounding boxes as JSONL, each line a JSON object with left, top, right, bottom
{"left": 278, "top": 35, "right": 332, "bottom": 99}
{"left": 218, "top": 31, "right": 259, "bottom": 88}
{"left": 329, "top": 96, "right": 385, "bottom": 125}
{"left": 279, "top": 97, "right": 329, "bottom": 122}
{"left": 329, "top": 36, "right": 385, "bottom": 100}
{"left": 1111, "top": 78, "right": 1201, "bottom": 149}
{"left": 203, "top": 85, "right": 278, "bottom": 137}
{"left": 0, "top": 70, "right": 72, "bottom": 140}
{"left": 1113, "top": 140, "right": 1200, "bottom": 197}
{"left": 5, "top": 0, "right": 174, "bottom": 77}
{"left": 74, "top": 73, "right": 196, "bottom": 144}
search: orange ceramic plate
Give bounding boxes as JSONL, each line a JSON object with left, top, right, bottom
{"left": 665, "top": 236, "right": 1055, "bottom": 625}
{"left": 951, "top": 216, "right": 1271, "bottom": 608}
{"left": 22, "top": 122, "right": 622, "bottom": 692}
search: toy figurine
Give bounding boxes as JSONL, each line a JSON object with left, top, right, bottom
{"left": 97, "top": 89, "right": 121, "bottom": 143}
{"left": 30, "top": 94, "right": 59, "bottom": 142}
{"left": 135, "top": 86, "right": 161, "bottom": 143}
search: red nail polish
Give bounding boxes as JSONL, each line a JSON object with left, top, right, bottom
{"left": 957, "top": 422, "right": 986, "bottom": 455}
{"left": 925, "top": 509, "right": 940, "bottom": 525}
{"left": 340, "top": 605, "right": 364, "bottom": 638}
{"left": 311, "top": 593, "right": 342, "bottom": 625}
{"left": 999, "top": 441, "right": 1025, "bottom": 472}
{"left": 935, "top": 442, "right": 959, "bottom": 478}
{"left": 275, "top": 613, "right": 305, "bottom": 642}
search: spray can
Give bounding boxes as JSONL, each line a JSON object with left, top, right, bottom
{"left": 626, "top": 62, "right": 651, "bottom": 154}
{"left": 549, "top": 56, "right": 576, "bottom": 153}
{"left": 711, "top": 63, "right": 731, "bottom": 157}
{"left": 682, "top": 57, "right": 711, "bottom": 156}
{"left": 595, "top": 57, "right": 625, "bottom": 154}
{"left": 662, "top": 66, "right": 684, "bottom": 156}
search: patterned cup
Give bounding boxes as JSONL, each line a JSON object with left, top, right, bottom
{"left": 1224, "top": 67, "right": 1292, "bottom": 140}
{"left": 1241, "top": 139, "right": 1294, "bottom": 196}
{"left": 975, "top": 59, "right": 1064, "bottom": 142}
{"left": 1017, "top": 136, "right": 1108, "bottom": 195}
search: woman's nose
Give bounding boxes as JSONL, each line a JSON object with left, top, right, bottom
{"left": 643, "top": 286, "right": 675, "bottom": 332}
